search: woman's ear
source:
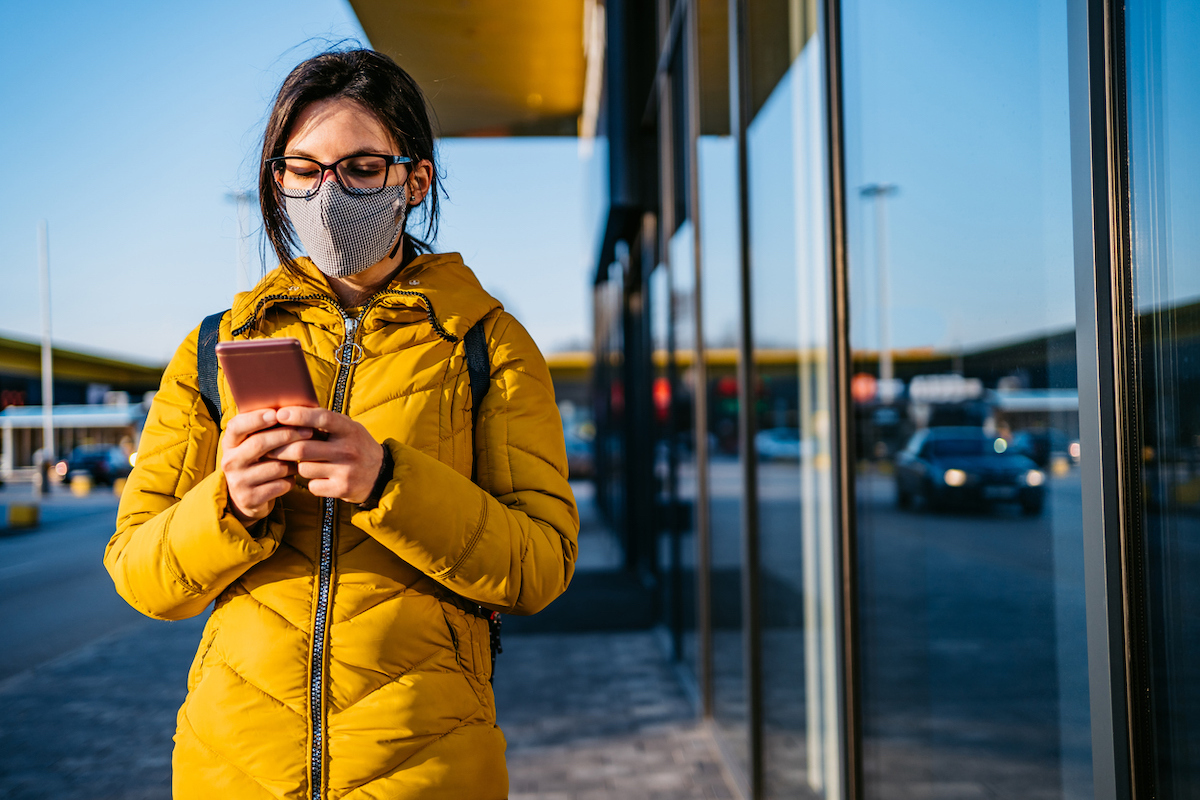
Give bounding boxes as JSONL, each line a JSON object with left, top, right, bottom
{"left": 408, "top": 160, "right": 434, "bottom": 205}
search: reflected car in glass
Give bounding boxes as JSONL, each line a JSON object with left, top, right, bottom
{"left": 563, "top": 428, "right": 594, "bottom": 480}
{"left": 1010, "top": 428, "right": 1075, "bottom": 469}
{"left": 895, "top": 427, "right": 1045, "bottom": 515}
{"left": 754, "top": 427, "right": 811, "bottom": 461}
{"left": 55, "top": 444, "right": 132, "bottom": 486}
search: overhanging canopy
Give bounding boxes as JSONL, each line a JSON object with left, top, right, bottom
{"left": 349, "top": 1, "right": 586, "bottom": 136}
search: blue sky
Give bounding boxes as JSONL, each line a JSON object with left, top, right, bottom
{"left": 840, "top": 0, "right": 1078, "bottom": 354}
{"left": 0, "top": 0, "right": 593, "bottom": 364}
{"left": 5, "top": 0, "right": 1192, "bottom": 373}
{"left": 694, "top": 0, "right": 1085, "bottom": 359}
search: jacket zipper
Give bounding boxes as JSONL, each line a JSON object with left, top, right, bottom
{"left": 232, "top": 288, "right": 458, "bottom": 343}
{"left": 232, "top": 293, "right": 334, "bottom": 336}
{"left": 236, "top": 284, "right": 452, "bottom": 798}
{"left": 371, "top": 289, "right": 459, "bottom": 343}
{"left": 309, "top": 310, "right": 360, "bottom": 799}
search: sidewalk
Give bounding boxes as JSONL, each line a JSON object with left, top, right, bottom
{"left": 498, "top": 632, "right": 735, "bottom": 800}
{"left": 0, "top": 483, "right": 736, "bottom": 800}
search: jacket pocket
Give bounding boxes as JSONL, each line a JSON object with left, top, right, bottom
{"left": 439, "top": 601, "right": 490, "bottom": 690}
{"left": 186, "top": 616, "right": 219, "bottom": 692}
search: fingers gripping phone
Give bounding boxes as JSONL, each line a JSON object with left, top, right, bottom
{"left": 215, "top": 338, "right": 321, "bottom": 413}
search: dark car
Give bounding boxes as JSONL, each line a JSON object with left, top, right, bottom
{"left": 57, "top": 444, "right": 132, "bottom": 486}
{"left": 1010, "top": 428, "right": 1072, "bottom": 469}
{"left": 564, "top": 430, "right": 594, "bottom": 479}
{"left": 895, "top": 427, "right": 1046, "bottom": 515}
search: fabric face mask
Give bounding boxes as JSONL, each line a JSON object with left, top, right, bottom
{"left": 284, "top": 181, "right": 408, "bottom": 278}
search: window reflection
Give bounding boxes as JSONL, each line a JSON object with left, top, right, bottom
{"left": 841, "top": 0, "right": 1092, "bottom": 796}
{"left": 1126, "top": 0, "right": 1200, "bottom": 790}
{"left": 746, "top": 13, "right": 839, "bottom": 796}
{"left": 700, "top": 132, "right": 750, "bottom": 777}
{"left": 669, "top": 223, "right": 701, "bottom": 680}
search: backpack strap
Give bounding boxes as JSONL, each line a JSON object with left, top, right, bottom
{"left": 462, "top": 317, "right": 502, "bottom": 680}
{"left": 197, "top": 311, "right": 228, "bottom": 426}
{"left": 464, "top": 319, "right": 490, "bottom": 425}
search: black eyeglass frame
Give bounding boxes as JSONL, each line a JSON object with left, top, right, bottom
{"left": 266, "top": 153, "right": 413, "bottom": 198}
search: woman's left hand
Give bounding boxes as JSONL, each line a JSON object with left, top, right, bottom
{"left": 268, "top": 407, "right": 385, "bottom": 504}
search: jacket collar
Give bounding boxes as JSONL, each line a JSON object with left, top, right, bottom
{"left": 230, "top": 252, "right": 502, "bottom": 339}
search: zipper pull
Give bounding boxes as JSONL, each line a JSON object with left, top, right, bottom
{"left": 340, "top": 315, "right": 363, "bottom": 365}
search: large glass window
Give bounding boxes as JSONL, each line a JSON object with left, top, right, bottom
{"left": 744, "top": 0, "right": 840, "bottom": 796}
{"left": 841, "top": 1, "right": 1092, "bottom": 796}
{"left": 593, "top": 259, "right": 626, "bottom": 533}
{"left": 701, "top": 130, "right": 748, "bottom": 777}
{"left": 692, "top": 0, "right": 749, "bottom": 777}
{"left": 667, "top": 221, "right": 702, "bottom": 682}
{"left": 1126, "top": 0, "right": 1200, "bottom": 791}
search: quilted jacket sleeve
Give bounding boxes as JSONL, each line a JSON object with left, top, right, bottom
{"left": 352, "top": 312, "right": 579, "bottom": 615}
{"left": 103, "top": 324, "right": 285, "bottom": 621}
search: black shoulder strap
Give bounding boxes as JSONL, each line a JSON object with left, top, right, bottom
{"left": 465, "top": 319, "right": 490, "bottom": 425}
{"left": 464, "top": 316, "right": 503, "bottom": 679}
{"left": 197, "top": 311, "right": 227, "bottom": 426}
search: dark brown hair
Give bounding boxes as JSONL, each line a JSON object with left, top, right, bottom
{"left": 259, "top": 49, "right": 441, "bottom": 270}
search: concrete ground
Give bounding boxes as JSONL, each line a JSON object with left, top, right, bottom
{"left": 0, "top": 482, "right": 736, "bottom": 800}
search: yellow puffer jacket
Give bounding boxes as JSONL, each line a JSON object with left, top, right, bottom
{"left": 105, "top": 253, "right": 579, "bottom": 800}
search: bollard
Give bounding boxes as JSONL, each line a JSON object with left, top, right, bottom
{"left": 5, "top": 503, "right": 40, "bottom": 529}
{"left": 70, "top": 474, "right": 93, "bottom": 497}
{"left": 112, "top": 477, "right": 127, "bottom": 497}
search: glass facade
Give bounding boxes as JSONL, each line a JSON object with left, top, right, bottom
{"left": 841, "top": 1, "right": 1091, "bottom": 797}
{"left": 1126, "top": 0, "right": 1200, "bottom": 792}
{"left": 703, "top": 131, "right": 750, "bottom": 776}
{"left": 668, "top": 221, "right": 701, "bottom": 678}
{"left": 588, "top": 0, "right": 1186, "bottom": 796}
{"left": 744, "top": 0, "right": 840, "bottom": 796}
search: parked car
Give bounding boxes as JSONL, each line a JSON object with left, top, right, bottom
{"left": 895, "top": 427, "right": 1045, "bottom": 515}
{"left": 754, "top": 427, "right": 819, "bottom": 462}
{"left": 755, "top": 427, "right": 801, "bottom": 461}
{"left": 563, "top": 429, "right": 594, "bottom": 480}
{"left": 1010, "top": 428, "right": 1072, "bottom": 469}
{"left": 56, "top": 444, "right": 132, "bottom": 486}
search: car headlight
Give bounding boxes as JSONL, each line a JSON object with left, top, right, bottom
{"left": 1025, "top": 469, "right": 1045, "bottom": 487}
{"left": 943, "top": 469, "right": 967, "bottom": 487}
{"left": 128, "top": 452, "right": 138, "bottom": 467}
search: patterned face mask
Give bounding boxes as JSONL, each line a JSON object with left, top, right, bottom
{"left": 284, "top": 180, "right": 409, "bottom": 278}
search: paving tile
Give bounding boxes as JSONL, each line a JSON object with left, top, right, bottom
{"left": 0, "top": 620, "right": 738, "bottom": 800}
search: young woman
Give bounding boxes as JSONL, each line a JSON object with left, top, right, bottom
{"left": 105, "top": 49, "right": 578, "bottom": 800}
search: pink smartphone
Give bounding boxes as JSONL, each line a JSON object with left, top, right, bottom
{"left": 215, "top": 338, "right": 320, "bottom": 412}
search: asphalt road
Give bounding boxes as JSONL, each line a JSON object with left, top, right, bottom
{"left": 700, "top": 460, "right": 1092, "bottom": 798}
{"left": 0, "top": 488, "right": 147, "bottom": 683}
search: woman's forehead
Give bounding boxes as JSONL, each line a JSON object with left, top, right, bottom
{"left": 286, "top": 97, "right": 398, "bottom": 155}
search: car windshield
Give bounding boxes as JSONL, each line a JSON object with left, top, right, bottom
{"left": 930, "top": 438, "right": 989, "bottom": 457}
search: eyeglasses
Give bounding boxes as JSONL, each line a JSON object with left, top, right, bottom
{"left": 267, "top": 153, "right": 412, "bottom": 198}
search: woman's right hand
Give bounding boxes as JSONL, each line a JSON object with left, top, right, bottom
{"left": 221, "top": 409, "right": 313, "bottom": 525}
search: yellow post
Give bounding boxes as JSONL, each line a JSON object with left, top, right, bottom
{"left": 6, "top": 504, "right": 40, "bottom": 529}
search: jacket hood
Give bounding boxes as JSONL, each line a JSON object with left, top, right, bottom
{"left": 230, "top": 252, "right": 503, "bottom": 339}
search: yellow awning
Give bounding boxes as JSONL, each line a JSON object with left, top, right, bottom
{"left": 0, "top": 334, "right": 163, "bottom": 389}
{"left": 349, "top": 1, "right": 586, "bottom": 136}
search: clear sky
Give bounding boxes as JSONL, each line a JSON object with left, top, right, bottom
{"left": 0, "top": 0, "right": 594, "bottom": 366}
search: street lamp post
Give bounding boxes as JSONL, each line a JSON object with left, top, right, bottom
{"left": 37, "top": 220, "right": 54, "bottom": 493}
{"left": 859, "top": 183, "right": 898, "bottom": 402}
